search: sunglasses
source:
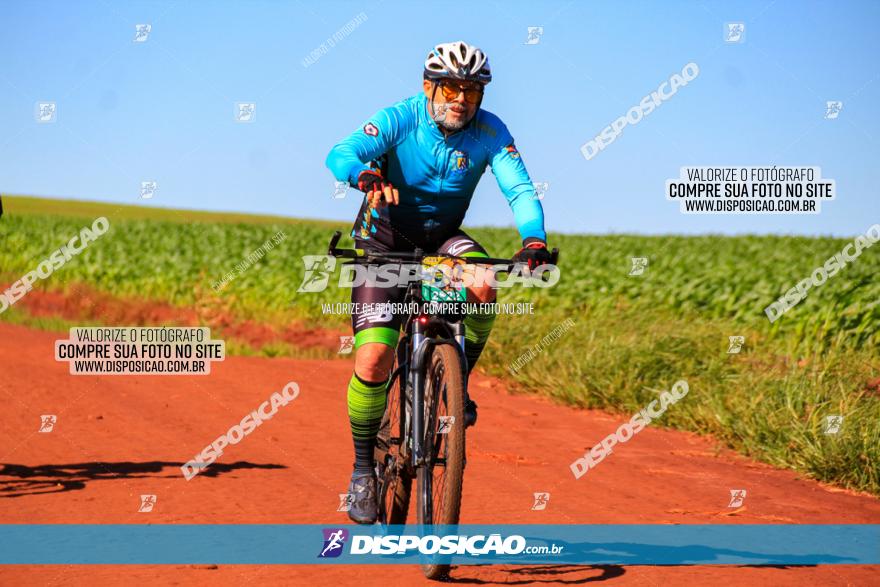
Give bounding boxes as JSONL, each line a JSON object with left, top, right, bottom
{"left": 436, "top": 80, "right": 484, "bottom": 104}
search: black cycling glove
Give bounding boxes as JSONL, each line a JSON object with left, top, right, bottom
{"left": 513, "top": 238, "right": 552, "bottom": 270}
{"left": 356, "top": 169, "right": 385, "bottom": 193}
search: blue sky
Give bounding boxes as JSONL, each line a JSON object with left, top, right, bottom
{"left": 1, "top": 0, "right": 877, "bottom": 236}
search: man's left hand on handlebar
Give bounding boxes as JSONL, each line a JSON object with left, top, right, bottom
{"left": 513, "top": 238, "right": 553, "bottom": 270}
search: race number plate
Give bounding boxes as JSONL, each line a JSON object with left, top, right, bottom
{"left": 420, "top": 257, "right": 467, "bottom": 302}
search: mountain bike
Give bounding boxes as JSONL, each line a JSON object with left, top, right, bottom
{"left": 327, "top": 231, "right": 558, "bottom": 579}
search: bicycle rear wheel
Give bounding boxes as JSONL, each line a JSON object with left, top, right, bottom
{"left": 417, "top": 343, "right": 466, "bottom": 579}
{"left": 376, "top": 368, "right": 411, "bottom": 525}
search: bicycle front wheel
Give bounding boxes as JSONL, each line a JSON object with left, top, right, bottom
{"left": 417, "top": 343, "right": 466, "bottom": 579}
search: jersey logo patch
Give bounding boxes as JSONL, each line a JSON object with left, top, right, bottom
{"left": 505, "top": 144, "right": 520, "bottom": 159}
{"left": 451, "top": 150, "right": 470, "bottom": 176}
{"left": 363, "top": 122, "right": 379, "bottom": 137}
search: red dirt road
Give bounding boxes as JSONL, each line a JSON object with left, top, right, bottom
{"left": 1, "top": 322, "right": 878, "bottom": 586}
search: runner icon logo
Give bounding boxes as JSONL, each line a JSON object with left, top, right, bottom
{"left": 437, "top": 416, "right": 455, "bottom": 434}
{"left": 236, "top": 102, "right": 256, "bottom": 123}
{"left": 337, "top": 493, "right": 354, "bottom": 512}
{"left": 824, "top": 101, "right": 843, "bottom": 120}
{"left": 531, "top": 492, "right": 550, "bottom": 511}
{"left": 39, "top": 415, "right": 57, "bottom": 433}
{"left": 138, "top": 495, "right": 157, "bottom": 512}
{"left": 332, "top": 181, "right": 350, "bottom": 199}
{"left": 134, "top": 24, "right": 151, "bottom": 43}
{"left": 525, "top": 26, "right": 544, "bottom": 45}
{"left": 140, "top": 181, "right": 157, "bottom": 200}
{"left": 629, "top": 257, "right": 648, "bottom": 276}
{"left": 728, "top": 489, "right": 747, "bottom": 508}
{"left": 36, "top": 102, "right": 56, "bottom": 123}
{"left": 532, "top": 181, "right": 549, "bottom": 201}
{"left": 319, "top": 528, "right": 349, "bottom": 558}
{"left": 725, "top": 22, "right": 745, "bottom": 43}
{"left": 727, "top": 336, "right": 745, "bottom": 354}
{"left": 824, "top": 415, "right": 843, "bottom": 435}
{"left": 338, "top": 336, "right": 355, "bottom": 355}
{"left": 298, "top": 256, "right": 337, "bottom": 293}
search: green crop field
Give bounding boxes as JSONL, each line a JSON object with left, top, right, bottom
{"left": 1, "top": 195, "right": 878, "bottom": 494}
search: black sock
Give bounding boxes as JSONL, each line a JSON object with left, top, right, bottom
{"left": 353, "top": 438, "right": 376, "bottom": 473}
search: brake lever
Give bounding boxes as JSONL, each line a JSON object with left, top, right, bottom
{"left": 327, "top": 230, "right": 342, "bottom": 255}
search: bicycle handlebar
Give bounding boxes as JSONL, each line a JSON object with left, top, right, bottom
{"left": 327, "top": 231, "right": 559, "bottom": 267}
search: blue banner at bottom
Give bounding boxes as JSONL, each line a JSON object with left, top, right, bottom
{"left": 0, "top": 525, "right": 877, "bottom": 565}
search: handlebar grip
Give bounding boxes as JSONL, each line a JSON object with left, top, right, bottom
{"left": 328, "top": 230, "right": 342, "bottom": 254}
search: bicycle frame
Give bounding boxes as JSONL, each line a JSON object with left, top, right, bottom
{"left": 382, "top": 276, "right": 468, "bottom": 473}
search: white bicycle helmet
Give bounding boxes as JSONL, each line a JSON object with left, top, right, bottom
{"left": 424, "top": 41, "right": 492, "bottom": 84}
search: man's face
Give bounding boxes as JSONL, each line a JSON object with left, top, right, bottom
{"left": 423, "top": 78, "right": 483, "bottom": 130}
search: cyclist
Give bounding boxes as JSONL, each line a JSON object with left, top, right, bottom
{"left": 326, "top": 41, "right": 551, "bottom": 524}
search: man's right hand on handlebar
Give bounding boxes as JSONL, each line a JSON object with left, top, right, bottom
{"left": 513, "top": 238, "right": 553, "bottom": 270}
{"left": 357, "top": 169, "right": 399, "bottom": 209}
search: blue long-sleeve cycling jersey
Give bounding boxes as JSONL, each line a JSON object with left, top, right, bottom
{"left": 325, "top": 93, "right": 545, "bottom": 243}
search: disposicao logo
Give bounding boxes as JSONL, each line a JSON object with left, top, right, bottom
{"left": 318, "top": 528, "right": 349, "bottom": 558}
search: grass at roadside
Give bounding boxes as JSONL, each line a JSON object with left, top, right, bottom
{"left": 483, "top": 306, "right": 879, "bottom": 494}
{"left": 1, "top": 195, "right": 878, "bottom": 494}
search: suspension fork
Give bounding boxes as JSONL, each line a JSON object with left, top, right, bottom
{"left": 451, "top": 321, "right": 467, "bottom": 395}
{"left": 410, "top": 320, "right": 470, "bottom": 467}
{"left": 410, "top": 319, "right": 428, "bottom": 469}
{"left": 452, "top": 321, "right": 465, "bottom": 354}
{"left": 395, "top": 335, "right": 410, "bottom": 461}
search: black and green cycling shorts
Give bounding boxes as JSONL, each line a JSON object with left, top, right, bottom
{"left": 351, "top": 219, "right": 489, "bottom": 350}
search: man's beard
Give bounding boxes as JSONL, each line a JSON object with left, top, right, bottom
{"left": 431, "top": 102, "right": 474, "bottom": 131}
{"left": 438, "top": 117, "right": 468, "bottom": 131}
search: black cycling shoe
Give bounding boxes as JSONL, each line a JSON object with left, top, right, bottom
{"left": 464, "top": 398, "right": 478, "bottom": 428}
{"left": 347, "top": 469, "right": 378, "bottom": 524}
